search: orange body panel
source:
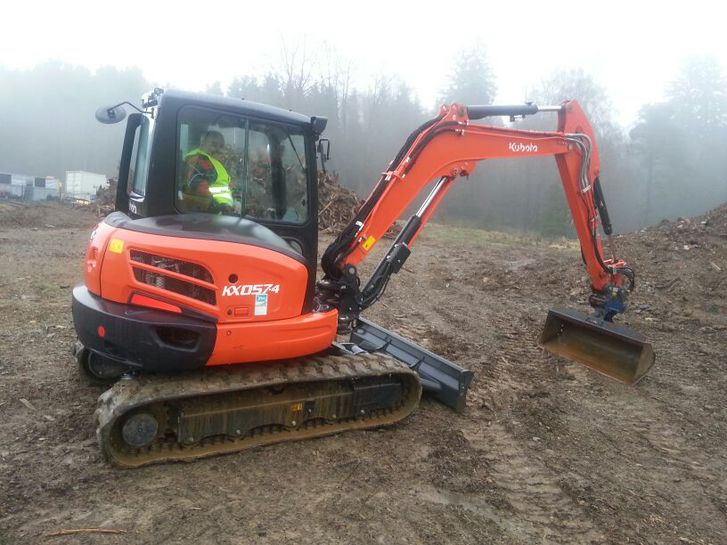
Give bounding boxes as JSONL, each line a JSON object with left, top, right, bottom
{"left": 84, "top": 221, "right": 114, "bottom": 296}
{"left": 97, "top": 228, "right": 308, "bottom": 322}
{"left": 208, "top": 309, "right": 338, "bottom": 365}
{"left": 85, "top": 223, "right": 339, "bottom": 365}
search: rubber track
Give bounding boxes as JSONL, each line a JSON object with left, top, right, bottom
{"left": 96, "top": 352, "right": 422, "bottom": 468}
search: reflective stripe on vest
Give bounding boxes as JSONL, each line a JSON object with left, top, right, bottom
{"left": 185, "top": 148, "right": 233, "bottom": 205}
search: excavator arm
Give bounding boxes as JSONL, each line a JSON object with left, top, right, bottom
{"left": 319, "top": 100, "right": 654, "bottom": 384}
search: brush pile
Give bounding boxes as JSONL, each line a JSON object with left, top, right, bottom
{"left": 317, "top": 172, "right": 362, "bottom": 232}
{"left": 318, "top": 171, "right": 401, "bottom": 238}
{"left": 94, "top": 177, "right": 117, "bottom": 216}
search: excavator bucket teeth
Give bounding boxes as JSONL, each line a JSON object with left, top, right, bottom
{"left": 540, "top": 308, "right": 655, "bottom": 384}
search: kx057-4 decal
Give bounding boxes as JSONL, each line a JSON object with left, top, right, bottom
{"left": 222, "top": 284, "right": 280, "bottom": 297}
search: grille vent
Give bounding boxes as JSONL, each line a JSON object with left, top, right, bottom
{"left": 130, "top": 250, "right": 216, "bottom": 305}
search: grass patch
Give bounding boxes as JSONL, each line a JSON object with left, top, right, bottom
{"left": 419, "top": 222, "right": 580, "bottom": 251}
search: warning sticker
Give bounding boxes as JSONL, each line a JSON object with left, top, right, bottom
{"left": 108, "top": 239, "right": 124, "bottom": 254}
{"left": 254, "top": 294, "right": 268, "bottom": 316}
{"left": 362, "top": 235, "right": 376, "bottom": 251}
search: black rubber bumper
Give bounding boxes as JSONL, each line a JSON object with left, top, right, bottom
{"left": 72, "top": 285, "right": 216, "bottom": 373}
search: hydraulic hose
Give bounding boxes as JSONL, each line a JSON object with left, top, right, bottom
{"left": 321, "top": 114, "right": 444, "bottom": 279}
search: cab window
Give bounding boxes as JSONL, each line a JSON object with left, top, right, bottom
{"left": 129, "top": 116, "right": 152, "bottom": 196}
{"left": 175, "top": 107, "right": 309, "bottom": 224}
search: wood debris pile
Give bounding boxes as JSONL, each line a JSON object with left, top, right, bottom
{"left": 94, "top": 177, "right": 117, "bottom": 217}
{"left": 318, "top": 171, "right": 400, "bottom": 238}
{"left": 317, "top": 171, "right": 362, "bottom": 233}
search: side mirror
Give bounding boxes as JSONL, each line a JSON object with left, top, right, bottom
{"left": 95, "top": 105, "right": 128, "bottom": 124}
{"left": 317, "top": 139, "right": 331, "bottom": 173}
{"left": 317, "top": 139, "right": 331, "bottom": 161}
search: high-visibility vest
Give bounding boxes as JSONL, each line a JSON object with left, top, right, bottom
{"left": 185, "top": 148, "right": 233, "bottom": 206}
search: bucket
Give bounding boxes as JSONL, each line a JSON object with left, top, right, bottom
{"left": 540, "top": 307, "right": 655, "bottom": 384}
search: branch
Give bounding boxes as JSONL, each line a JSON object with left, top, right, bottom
{"left": 46, "top": 528, "right": 127, "bottom": 537}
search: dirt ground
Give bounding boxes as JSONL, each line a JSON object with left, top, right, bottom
{"left": 0, "top": 202, "right": 725, "bottom": 545}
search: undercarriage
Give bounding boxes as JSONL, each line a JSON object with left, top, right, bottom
{"left": 93, "top": 352, "right": 421, "bottom": 468}
{"left": 76, "top": 318, "right": 473, "bottom": 468}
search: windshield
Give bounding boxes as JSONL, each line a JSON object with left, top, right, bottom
{"left": 175, "top": 106, "right": 309, "bottom": 224}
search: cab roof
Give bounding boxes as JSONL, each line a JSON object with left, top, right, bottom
{"left": 157, "top": 89, "right": 314, "bottom": 128}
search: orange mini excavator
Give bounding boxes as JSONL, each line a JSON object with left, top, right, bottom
{"left": 73, "top": 89, "right": 654, "bottom": 466}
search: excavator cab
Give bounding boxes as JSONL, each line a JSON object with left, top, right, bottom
{"left": 111, "top": 89, "right": 322, "bottom": 267}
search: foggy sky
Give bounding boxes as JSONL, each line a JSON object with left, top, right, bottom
{"left": 3, "top": 0, "right": 726, "bottom": 126}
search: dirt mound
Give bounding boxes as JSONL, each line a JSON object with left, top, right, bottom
{"left": 621, "top": 202, "right": 727, "bottom": 287}
{"left": 639, "top": 202, "right": 727, "bottom": 246}
{"left": 608, "top": 202, "right": 727, "bottom": 336}
{"left": 83, "top": 169, "right": 367, "bottom": 233}
{"left": 69, "top": 170, "right": 368, "bottom": 234}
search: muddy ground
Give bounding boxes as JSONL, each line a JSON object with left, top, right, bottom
{"left": 0, "top": 202, "right": 725, "bottom": 545}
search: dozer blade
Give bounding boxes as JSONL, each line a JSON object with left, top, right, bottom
{"left": 540, "top": 307, "right": 655, "bottom": 384}
{"left": 349, "top": 318, "right": 473, "bottom": 412}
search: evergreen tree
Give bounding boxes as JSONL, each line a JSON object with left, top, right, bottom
{"left": 439, "top": 44, "right": 497, "bottom": 106}
{"left": 630, "top": 103, "right": 688, "bottom": 223}
{"left": 630, "top": 56, "right": 727, "bottom": 221}
{"left": 666, "top": 55, "right": 727, "bottom": 205}
{"left": 205, "top": 81, "right": 224, "bottom": 95}
{"left": 667, "top": 55, "right": 727, "bottom": 135}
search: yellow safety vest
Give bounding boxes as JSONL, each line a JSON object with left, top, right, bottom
{"left": 185, "top": 148, "right": 233, "bottom": 206}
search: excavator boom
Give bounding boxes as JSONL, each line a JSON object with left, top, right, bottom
{"left": 319, "top": 100, "right": 654, "bottom": 384}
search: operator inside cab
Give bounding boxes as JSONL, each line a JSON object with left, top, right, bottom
{"left": 183, "top": 130, "right": 234, "bottom": 211}
{"left": 176, "top": 108, "right": 309, "bottom": 224}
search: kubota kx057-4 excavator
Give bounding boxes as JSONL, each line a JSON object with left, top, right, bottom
{"left": 73, "top": 88, "right": 654, "bottom": 467}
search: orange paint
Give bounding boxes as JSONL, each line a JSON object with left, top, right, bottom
{"left": 341, "top": 100, "right": 623, "bottom": 292}
{"left": 84, "top": 224, "right": 338, "bottom": 366}
{"left": 97, "top": 228, "right": 309, "bottom": 322}
{"left": 207, "top": 309, "right": 338, "bottom": 365}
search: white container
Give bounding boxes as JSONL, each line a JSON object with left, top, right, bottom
{"left": 65, "top": 171, "right": 108, "bottom": 197}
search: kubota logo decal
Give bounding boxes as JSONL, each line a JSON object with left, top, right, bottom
{"left": 508, "top": 142, "right": 539, "bottom": 153}
{"left": 222, "top": 284, "right": 280, "bottom": 296}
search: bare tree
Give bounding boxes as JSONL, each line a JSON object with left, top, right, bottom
{"left": 278, "top": 37, "right": 316, "bottom": 110}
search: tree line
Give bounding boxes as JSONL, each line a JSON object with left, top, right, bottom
{"left": 0, "top": 62, "right": 147, "bottom": 182}
{"left": 0, "top": 49, "right": 725, "bottom": 236}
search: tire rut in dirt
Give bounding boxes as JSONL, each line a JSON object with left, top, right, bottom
{"left": 461, "top": 420, "right": 605, "bottom": 544}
